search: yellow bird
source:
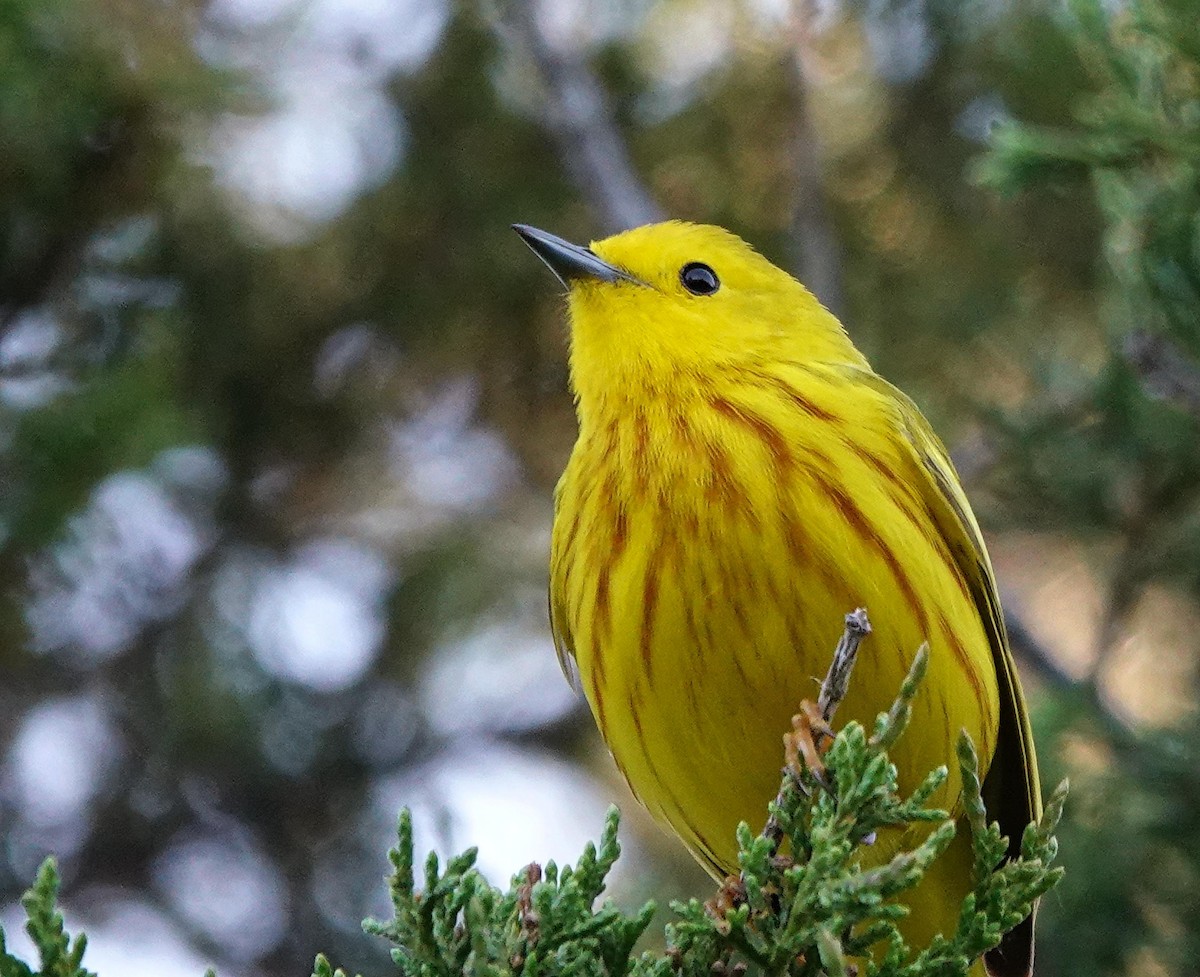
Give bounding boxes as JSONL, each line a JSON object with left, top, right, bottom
{"left": 515, "top": 221, "right": 1041, "bottom": 977}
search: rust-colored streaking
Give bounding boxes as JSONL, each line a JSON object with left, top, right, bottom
{"left": 937, "top": 610, "right": 993, "bottom": 754}
{"left": 845, "top": 440, "right": 920, "bottom": 506}
{"left": 743, "top": 368, "right": 841, "bottom": 423}
{"left": 593, "top": 563, "right": 612, "bottom": 646}
{"left": 631, "top": 410, "right": 651, "bottom": 499}
{"left": 810, "top": 467, "right": 934, "bottom": 640}
{"left": 778, "top": 499, "right": 846, "bottom": 602}
{"left": 707, "top": 395, "right": 796, "bottom": 474}
{"left": 850, "top": 445, "right": 975, "bottom": 610}
{"left": 704, "top": 436, "right": 757, "bottom": 528}
{"left": 590, "top": 668, "right": 608, "bottom": 730}
{"left": 639, "top": 535, "right": 670, "bottom": 677}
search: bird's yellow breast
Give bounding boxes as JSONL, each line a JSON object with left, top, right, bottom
{"left": 550, "top": 362, "right": 1000, "bottom": 877}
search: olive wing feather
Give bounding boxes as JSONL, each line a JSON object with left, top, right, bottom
{"left": 857, "top": 367, "right": 1042, "bottom": 977}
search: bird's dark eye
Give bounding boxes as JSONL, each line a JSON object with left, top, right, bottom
{"left": 680, "top": 262, "right": 719, "bottom": 296}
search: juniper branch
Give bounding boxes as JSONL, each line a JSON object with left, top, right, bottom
{"left": 0, "top": 612, "right": 1065, "bottom": 977}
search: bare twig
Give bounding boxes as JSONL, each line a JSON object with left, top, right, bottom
{"left": 1092, "top": 568, "right": 1139, "bottom": 680}
{"left": 1123, "top": 328, "right": 1200, "bottom": 419}
{"left": 761, "top": 607, "right": 871, "bottom": 852}
{"left": 499, "top": 0, "right": 662, "bottom": 232}
{"left": 817, "top": 607, "right": 872, "bottom": 720}
{"left": 784, "top": 2, "right": 845, "bottom": 315}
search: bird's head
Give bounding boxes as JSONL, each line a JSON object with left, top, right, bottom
{"left": 514, "top": 221, "right": 864, "bottom": 412}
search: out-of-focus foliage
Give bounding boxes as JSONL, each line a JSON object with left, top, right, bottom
{"left": 2, "top": 655, "right": 1067, "bottom": 977}
{"left": 1031, "top": 698, "right": 1199, "bottom": 977}
{"left": 0, "top": 0, "right": 1195, "bottom": 974}
{"left": 977, "top": 1, "right": 1200, "bottom": 974}
{"left": 0, "top": 859, "right": 92, "bottom": 977}
{"left": 976, "top": 0, "right": 1200, "bottom": 558}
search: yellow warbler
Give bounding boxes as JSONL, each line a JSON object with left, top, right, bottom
{"left": 515, "top": 221, "right": 1040, "bottom": 977}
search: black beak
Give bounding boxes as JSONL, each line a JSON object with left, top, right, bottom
{"left": 512, "top": 224, "right": 641, "bottom": 288}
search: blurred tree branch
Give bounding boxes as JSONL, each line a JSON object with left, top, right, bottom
{"left": 496, "top": 0, "right": 663, "bottom": 232}
{"left": 1000, "top": 602, "right": 1077, "bottom": 693}
{"left": 0, "top": 105, "right": 141, "bottom": 337}
{"left": 497, "top": 0, "right": 847, "bottom": 315}
{"left": 1001, "top": 599, "right": 1136, "bottom": 747}
{"left": 1123, "top": 329, "right": 1200, "bottom": 420}
{"left": 783, "top": 4, "right": 845, "bottom": 316}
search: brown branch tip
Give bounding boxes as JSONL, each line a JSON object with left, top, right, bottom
{"left": 818, "top": 607, "right": 871, "bottom": 722}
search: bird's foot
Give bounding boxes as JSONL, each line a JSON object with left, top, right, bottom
{"left": 705, "top": 873, "right": 747, "bottom": 925}
{"left": 785, "top": 699, "right": 836, "bottom": 792}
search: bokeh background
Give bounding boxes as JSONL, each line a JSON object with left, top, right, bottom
{"left": 2, "top": 0, "right": 1199, "bottom": 974}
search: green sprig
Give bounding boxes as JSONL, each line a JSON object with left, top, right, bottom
{"left": 0, "top": 652, "right": 1066, "bottom": 977}
{"left": 0, "top": 859, "right": 94, "bottom": 977}
{"left": 321, "top": 647, "right": 1064, "bottom": 977}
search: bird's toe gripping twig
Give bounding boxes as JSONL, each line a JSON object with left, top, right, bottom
{"left": 761, "top": 608, "right": 872, "bottom": 853}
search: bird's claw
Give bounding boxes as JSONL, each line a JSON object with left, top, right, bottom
{"left": 785, "top": 700, "right": 836, "bottom": 791}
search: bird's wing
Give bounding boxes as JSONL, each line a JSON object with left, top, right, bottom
{"left": 841, "top": 365, "right": 1042, "bottom": 977}
{"left": 549, "top": 482, "right": 584, "bottom": 696}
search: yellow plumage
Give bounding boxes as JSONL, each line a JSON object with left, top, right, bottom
{"left": 516, "top": 221, "right": 1040, "bottom": 977}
